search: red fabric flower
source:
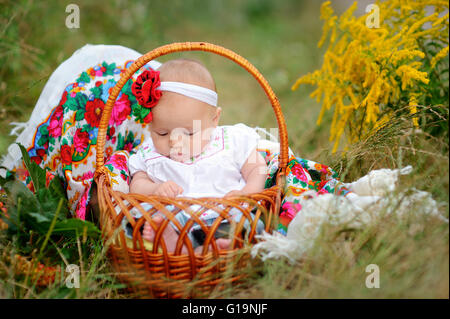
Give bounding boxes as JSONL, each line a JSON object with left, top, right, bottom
{"left": 53, "top": 104, "right": 64, "bottom": 119}
{"left": 73, "top": 128, "right": 90, "bottom": 153}
{"left": 109, "top": 93, "right": 131, "bottom": 126}
{"left": 123, "top": 142, "right": 134, "bottom": 152}
{"left": 48, "top": 105, "right": 63, "bottom": 138}
{"left": 59, "top": 91, "right": 68, "bottom": 107}
{"left": 31, "top": 156, "right": 42, "bottom": 165}
{"left": 30, "top": 149, "right": 46, "bottom": 165}
{"left": 107, "top": 154, "right": 127, "bottom": 171}
{"left": 85, "top": 98, "right": 105, "bottom": 128}
{"left": 45, "top": 171, "right": 55, "bottom": 188}
{"left": 107, "top": 126, "right": 115, "bottom": 140}
{"left": 61, "top": 144, "right": 72, "bottom": 165}
{"left": 132, "top": 69, "right": 162, "bottom": 110}
{"left": 36, "top": 148, "right": 46, "bottom": 158}
{"left": 291, "top": 165, "right": 309, "bottom": 182}
{"left": 143, "top": 111, "right": 153, "bottom": 123}
{"left": 280, "top": 201, "right": 302, "bottom": 220}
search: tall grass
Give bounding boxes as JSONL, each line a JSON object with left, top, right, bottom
{"left": 224, "top": 107, "right": 449, "bottom": 299}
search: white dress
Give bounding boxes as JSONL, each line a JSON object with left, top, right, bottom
{"left": 128, "top": 123, "right": 261, "bottom": 198}
{"left": 126, "top": 123, "right": 265, "bottom": 246}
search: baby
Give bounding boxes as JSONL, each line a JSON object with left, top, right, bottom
{"left": 128, "top": 58, "right": 267, "bottom": 253}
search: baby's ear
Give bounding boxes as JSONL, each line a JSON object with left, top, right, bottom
{"left": 213, "top": 107, "right": 222, "bottom": 126}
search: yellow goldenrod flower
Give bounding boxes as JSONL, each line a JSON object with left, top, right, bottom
{"left": 292, "top": 0, "right": 448, "bottom": 152}
{"left": 409, "top": 94, "right": 419, "bottom": 127}
{"left": 430, "top": 46, "right": 449, "bottom": 68}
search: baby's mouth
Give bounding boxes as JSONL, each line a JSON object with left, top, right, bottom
{"left": 169, "top": 149, "right": 189, "bottom": 161}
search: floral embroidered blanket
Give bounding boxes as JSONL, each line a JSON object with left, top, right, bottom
{"left": 1, "top": 59, "right": 351, "bottom": 234}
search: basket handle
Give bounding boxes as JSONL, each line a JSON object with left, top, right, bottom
{"left": 95, "top": 42, "right": 289, "bottom": 178}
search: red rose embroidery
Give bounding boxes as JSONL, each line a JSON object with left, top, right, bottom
{"left": 280, "top": 201, "right": 302, "bottom": 220}
{"left": 61, "top": 144, "right": 72, "bottom": 165}
{"left": 107, "top": 126, "right": 117, "bottom": 143}
{"left": 73, "top": 128, "right": 90, "bottom": 153}
{"left": 48, "top": 105, "right": 63, "bottom": 138}
{"left": 30, "top": 149, "right": 46, "bottom": 165}
{"left": 123, "top": 142, "right": 134, "bottom": 152}
{"left": 143, "top": 111, "right": 153, "bottom": 123}
{"left": 291, "top": 165, "right": 308, "bottom": 183}
{"left": 59, "top": 91, "right": 68, "bottom": 107}
{"left": 107, "top": 126, "right": 115, "bottom": 140}
{"left": 108, "top": 154, "right": 127, "bottom": 171}
{"left": 31, "top": 156, "right": 42, "bottom": 165}
{"left": 85, "top": 98, "right": 105, "bottom": 128}
{"left": 131, "top": 69, "right": 162, "bottom": 110}
{"left": 36, "top": 148, "right": 46, "bottom": 158}
{"left": 48, "top": 118, "right": 61, "bottom": 138}
{"left": 54, "top": 104, "right": 64, "bottom": 118}
{"left": 45, "top": 171, "right": 55, "bottom": 187}
{"left": 109, "top": 93, "right": 131, "bottom": 126}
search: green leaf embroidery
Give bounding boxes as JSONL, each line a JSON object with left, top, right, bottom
{"left": 76, "top": 71, "right": 91, "bottom": 84}
{"left": 103, "top": 62, "right": 116, "bottom": 76}
{"left": 65, "top": 92, "right": 88, "bottom": 112}
{"left": 90, "top": 86, "right": 102, "bottom": 99}
{"left": 75, "top": 109, "right": 86, "bottom": 121}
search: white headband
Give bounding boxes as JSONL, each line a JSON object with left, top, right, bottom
{"left": 157, "top": 81, "right": 218, "bottom": 107}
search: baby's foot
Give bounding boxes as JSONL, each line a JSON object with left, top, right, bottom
{"left": 142, "top": 216, "right": 232, "bottom": 254}
{"left": 194, "top": 238, "right": 232, "bottom": 254}
{"left": 216, "top": 238, "right": 232, "bottom": 249}
{"left": 143, "top": 215, "right": 180, "bottom": 253}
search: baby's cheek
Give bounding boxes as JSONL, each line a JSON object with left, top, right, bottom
{"left": 154, "top": 140, "right": 170, "bottom": 156}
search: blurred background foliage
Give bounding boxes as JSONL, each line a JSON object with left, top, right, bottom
{"left": 0, "top": 0, "right": 373, "bottom": 159}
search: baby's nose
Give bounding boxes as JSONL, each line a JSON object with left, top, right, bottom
{"left": 169, "top": 129, "right": 188, "bottom": 146}
{"left": 169, "top": 134, "right": 182, "bottom": 148}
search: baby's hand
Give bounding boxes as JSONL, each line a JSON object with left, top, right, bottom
{"left": 153, "top": 181, "right": 184, "bottom": 198}
{"left": 224, "top": 190, "right": 246, "bottom": 198}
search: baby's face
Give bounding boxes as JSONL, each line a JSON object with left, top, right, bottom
{"left": 149, "top": 92, "right": 221, "bottom": 162}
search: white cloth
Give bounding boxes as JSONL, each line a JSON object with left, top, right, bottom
{"left": 251, "top": 166, "right": 447, "bottom": 263}
{"left": 0, "top": 44, "right": 162, "bottom": 177}
{"left": 128, "top": 123, "right": 261, "bottom": 198}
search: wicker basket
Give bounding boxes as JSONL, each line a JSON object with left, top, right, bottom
{"left": 93, "top": 42, "right": 289, "bottom": 298}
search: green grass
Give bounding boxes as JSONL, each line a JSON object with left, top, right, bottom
{"left": 0, "top": 0, "right": 448, "bottom": 298}
{"left": 230, "top": 116, "right": 449, "bottom": 299}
